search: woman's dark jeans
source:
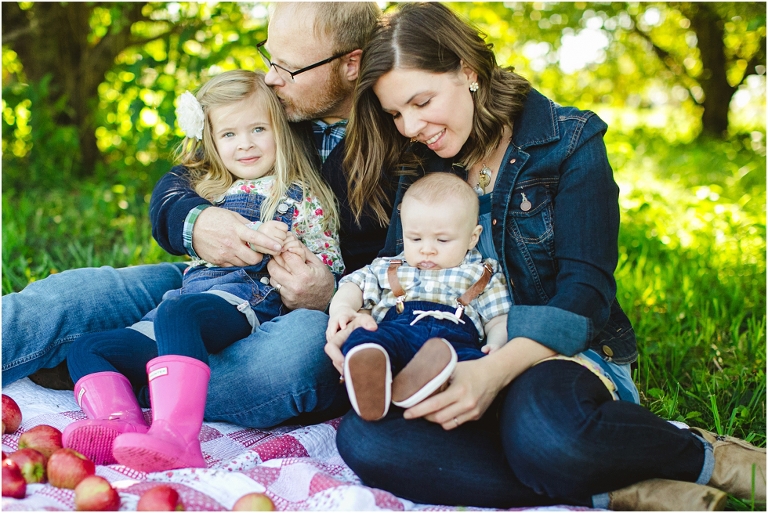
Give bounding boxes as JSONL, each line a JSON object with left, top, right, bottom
{"left": 336, "top": 360, "right": 705, "bottom": 508}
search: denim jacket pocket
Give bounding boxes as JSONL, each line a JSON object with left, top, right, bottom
{"left": 505, "top": 180, "right": 558, "bottom": 301}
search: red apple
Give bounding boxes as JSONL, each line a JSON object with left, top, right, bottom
{"left": 137, "top": 485, "right": 185, "bottom": 511}
{"left": 7, "top": 448, "right": 47, "bottom": 483}
{"left": 232, "top": 492, "right": 275, "bottom": 511}
{"left": 47, "top": 448, "right": 95, "bottom": 489}
{"left": 18, "top": 424, "right": 63, "bottom": 459}
{"left": 2, "top": 458, "right": 27, "bottom": 498}
{"left": 74, "top": 475, "right": 120, "bottom": 511}
{"left": 2, "top": 394, "right": 22, "bottom": 434}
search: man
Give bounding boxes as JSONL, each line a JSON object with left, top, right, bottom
{"left": 2, "top": 2, "right": 382, "bottom": 429}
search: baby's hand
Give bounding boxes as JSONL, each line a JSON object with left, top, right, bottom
{"left": 327, "top": 307, "right": 356, "bottom": 340}
{"left": 255, "top": 221, "right": 289, "bottom": 244}
{"left": 327, "top": 308, "right": 377, "bottom": 342}
{"left": 480, "top": 315, "right": 508, "bottom": 355}
{"left": 480, "top": 339, "right": 507, "bottom": 355}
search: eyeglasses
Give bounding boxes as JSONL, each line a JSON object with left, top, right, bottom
{"left": 257, "top": 40, "right": 350, "bottom": 83}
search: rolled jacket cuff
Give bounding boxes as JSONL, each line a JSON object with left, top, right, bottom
{"left": 506, "top": 305, "right": 592, "bottom": 356}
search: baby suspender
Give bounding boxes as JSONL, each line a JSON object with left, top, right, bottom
{"left": 386, "top": 259, "right": 493, "bottom": 318}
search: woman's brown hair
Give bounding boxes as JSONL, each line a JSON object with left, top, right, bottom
{"left": 344, "top": 2, "right": 530, "bottom": 225}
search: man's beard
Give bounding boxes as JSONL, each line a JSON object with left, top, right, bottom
{"left": 282, "top": 67, "right": 350, "bottom": 122}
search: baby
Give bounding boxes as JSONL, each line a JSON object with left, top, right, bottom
{"left": 328, "top": 172, "right": 511, "bottom": 421}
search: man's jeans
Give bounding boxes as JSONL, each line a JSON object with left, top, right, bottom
{"left": 2, "top": 263, "right": 345, "bottom": 428}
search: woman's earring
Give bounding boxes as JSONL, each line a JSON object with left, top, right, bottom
{"left": 469, "top": 81, "right": 479, "bottom": 93}
{"left": 410, "top": 137, "right": 417, "bottom": 143}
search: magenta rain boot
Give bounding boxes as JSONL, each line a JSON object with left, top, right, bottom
{"left": 112, "top": 355, "right": 210, "bottom": 473}
{"left": 62, "top": 372, "right": 149, "bottom": 465}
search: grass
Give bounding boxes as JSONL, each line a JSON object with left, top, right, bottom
{"left": 607, "top": 130, "right": 766, "bottom": 509}
{"left": 2, "top": 128, "right": 766, "bottom": 509}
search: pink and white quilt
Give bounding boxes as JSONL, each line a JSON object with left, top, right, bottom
{"left": 2, "top": 378, "right": 591, "bottom": 511}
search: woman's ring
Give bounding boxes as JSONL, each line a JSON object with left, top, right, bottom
{"left": 453, "top": 417, "right": 459, "bottom": 428}
{"left": 274, "top": 283, "right": 282, "bottom": 293}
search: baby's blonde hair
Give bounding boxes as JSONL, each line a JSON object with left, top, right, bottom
{"left": 175, "top": 70, "right": 338, "bottom": 231}
{"left": 402, "top": 172, "right": 479, "bottom": 225}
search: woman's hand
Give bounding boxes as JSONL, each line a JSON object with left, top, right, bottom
{"left": 403, "top": 336, "right": 556, "bottom": 430}
{"left": 403, "top": 357, "right": 507, "bottom": 429}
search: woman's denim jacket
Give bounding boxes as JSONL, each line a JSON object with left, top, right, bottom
{"left": 381, "top": 89, "right": 637, "bottom": 364}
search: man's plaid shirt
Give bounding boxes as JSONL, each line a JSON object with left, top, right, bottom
{"left": 339, "top": 248, "right": 511, "bottom": 338}
{"left": 311, "top": 119, "right": 347, "bottom": 163}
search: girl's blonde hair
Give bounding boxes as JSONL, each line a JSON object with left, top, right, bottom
{"left": 175, "top": 69, "right": 339, "bottom": 231}
{"left": 344, "top": 2, "right": 530, "bottom": 225}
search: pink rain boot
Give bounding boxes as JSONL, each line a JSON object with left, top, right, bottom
{"left": 112, "top": 355, "right": 210, "bottom": 473}
{"left": 62, "top": 372, "right": 149, "bottom": 465}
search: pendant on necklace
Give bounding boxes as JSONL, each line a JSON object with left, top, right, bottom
{"left": 474, "top": 164, "right": 492, "bottom": 195}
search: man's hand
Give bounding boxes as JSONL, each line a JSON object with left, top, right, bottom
{"left": 193, "top": 207, "right": 284, "bottom": 267}
{"left": 268, "top": 246, "right": 335, "bottom": 311}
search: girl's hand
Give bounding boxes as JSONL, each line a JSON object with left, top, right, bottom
{"left": 257, "top": 220, "right": 289, "bottom": 243}
{"left": 280, "top": 232, "right": 309, "bottom": 258}
{"left": 324, "top": 310, "right": 377, "bottom": 374}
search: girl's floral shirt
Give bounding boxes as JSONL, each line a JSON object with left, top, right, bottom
{"left": 196, "top": 176, "right": 344, "bottom": 274}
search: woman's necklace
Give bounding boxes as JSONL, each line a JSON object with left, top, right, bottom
{"left": 471, "top": 127, "right": 512, "bottom": 196}
{"left": 473, "top": 165, "right": 492, "bottom": 195}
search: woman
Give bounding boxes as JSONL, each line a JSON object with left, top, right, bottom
{"left": 326, "top": 3, "right": 765, "bottom": 510}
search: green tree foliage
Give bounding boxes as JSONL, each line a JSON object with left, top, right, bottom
{"left": 4, "top": 2, "right": 159, "bottom": 177}
{"left": 448, "top": 2, "right": 766, "bottom": 138}
{"left": 3, "top": 2, "right": 765, "bottom": 181}
{"left": 3, "top": 2, "right": 267, "bottom": 181}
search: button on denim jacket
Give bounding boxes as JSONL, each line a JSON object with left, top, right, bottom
{"left": 381, "top": 89, "right": 637, "bottom": 365}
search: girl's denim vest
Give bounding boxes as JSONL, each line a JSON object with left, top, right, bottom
{"left": 142, "top": 183, "right": 304, "bottom": 327}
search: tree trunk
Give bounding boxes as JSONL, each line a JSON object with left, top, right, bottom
{"left": 3, "top": 3, "right": 147, "bottom": 176}
{"left": 684, "top": 3, "right": 735, "bottom": 138}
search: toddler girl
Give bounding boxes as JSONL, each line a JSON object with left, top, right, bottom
{"left": 62, "top": 70, "right": 343, "bottom": 472}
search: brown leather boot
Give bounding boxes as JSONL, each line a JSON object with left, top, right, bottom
{"left": 608, "top": 478, "right": 727, "bottom": 511}
{"left": 690, "top": 427, "right": 767, "bottom": 503}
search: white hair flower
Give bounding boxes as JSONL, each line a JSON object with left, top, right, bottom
{"left": 176, "top": 91, "right": 205, "bottom": 140}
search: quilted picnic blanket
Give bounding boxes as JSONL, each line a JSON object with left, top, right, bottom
{"left": 1, "top": 378, "right": 591, "bottom": 511}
